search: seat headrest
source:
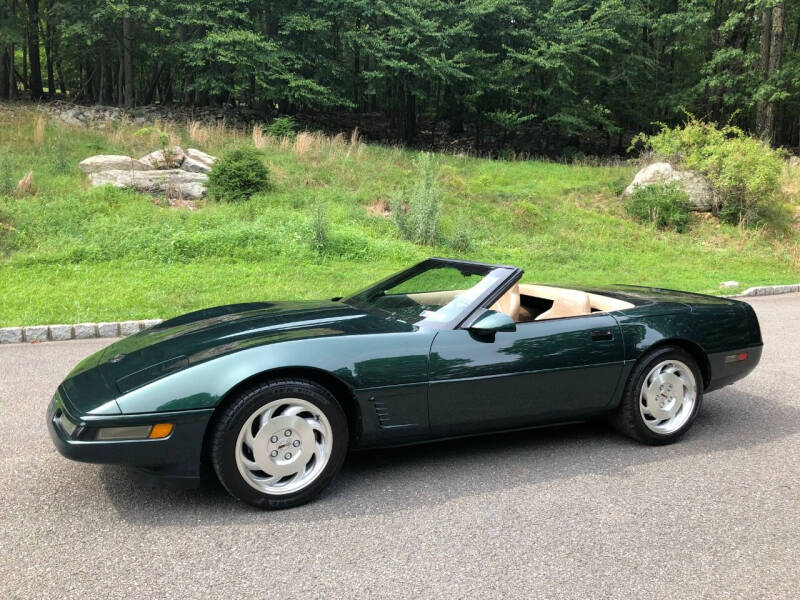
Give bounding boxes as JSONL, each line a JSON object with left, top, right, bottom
{"left": 535, "top": 290, "right": 591, "bottom": 320}
{"left": 491, "top": 284, "right": 520, "bottom": 321}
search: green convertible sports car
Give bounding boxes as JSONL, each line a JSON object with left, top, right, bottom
{"left": 48, "top": 258, "right": 763, "bottom": 508}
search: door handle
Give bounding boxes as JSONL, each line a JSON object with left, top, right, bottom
{"left": 591, "top": 329, "right": 613, "bottom": 341}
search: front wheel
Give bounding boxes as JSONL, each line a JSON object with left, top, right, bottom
{"left": 611, "top": 346, "right": 703, "bottom": 445}
{"left": 211, "top": 378, "right": 348, "bottom": 509}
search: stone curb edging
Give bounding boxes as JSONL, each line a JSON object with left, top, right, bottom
{"left": 733, "top": 283, "right": 800, "bottom": 297}
{"left": 0, "top": 319, "right": 163, "bottom": 344}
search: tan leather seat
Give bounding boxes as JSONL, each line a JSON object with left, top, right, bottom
{"left": 535, "top": 290, "right": 591, "bottom": 320}
{"left": 491, "top": 284, "right": 520, "bottom": 322}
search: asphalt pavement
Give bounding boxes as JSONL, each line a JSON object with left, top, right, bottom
{"left": 1, "top": 294, "right": 799, "bottom": 599}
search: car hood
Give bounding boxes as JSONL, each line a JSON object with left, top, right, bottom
{"left": 61, "top": 300, "right": 410, "bottom": 414}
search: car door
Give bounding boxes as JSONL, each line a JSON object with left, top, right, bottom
{"left": 427, "top": 312, "right": 625, "bottom": 436}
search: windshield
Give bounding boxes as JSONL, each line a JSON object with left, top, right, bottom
{"left": 343, "top": 260, "right": 513, "bottom": 328}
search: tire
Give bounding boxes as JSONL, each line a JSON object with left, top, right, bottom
{"left": 611, "top": 346, "right": 703, "bottom": 445}
{"left": 211, "top": 378, "right": 348, "bottom": 509}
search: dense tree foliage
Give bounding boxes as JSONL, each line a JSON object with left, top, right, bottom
{"left": 3, "top": 0, "right": 800, "bottom": 152}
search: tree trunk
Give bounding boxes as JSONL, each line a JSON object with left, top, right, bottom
{"left": 52, "top": 24, "right": 66, "bottom": 96}
{"left": 98, "top": 51, "right": 107, "bottom": 104}
{"left": 431, "top": 82, "right": 441, "bottom": 149}
{"left": 8, "top": 42, "right": 15, "bottom": 100}
{"left": 756, "top": 8, "right": 772, "bottom": 137}
{"left": 116, "top": 42, "right": 123, "bottom": 106}
{"left": 44, "top": 19, "right": 55, "bottom": 96}
{"left": 22, "top": 38, "right": 28, "bottom": 90}
{"left": 122, "top": 14, "right": 134, "bottom": 108}
{"left": 56, "top": 59, "right": 66, "bottom": 98}
{"left": 0, "top": 49, "right": 8, "bottom": 100}
{"left": 161, "top": 66, "right": 172, "bottom": 104}
{"left": 27, "top": 0, "right": 43, "bottom": 99}
{"left": 764, "top": 3, "right": 785, "bottom": 145}
{"left": 85, "top": 58, "right": 95, "bottom": 101}
{"left": 353, "top": 19, "right": 361, "bottom": 110}
{"left": 142, "top": 61, "right": 162, "bottom": 105}
{"left": 403, "top": 85, "right": 416, "bottom": 142}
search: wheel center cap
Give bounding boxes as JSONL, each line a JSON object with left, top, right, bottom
{"left": 252, "top": 415, "right": 315, "bottom": 476}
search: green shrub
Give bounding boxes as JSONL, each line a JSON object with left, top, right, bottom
{"left": 449, "top": 228, "right": 473, "bottom": 253}
{"left": 0, "top": 157, "right": 15, "bottom": 196}
{"left": 624, "top": 183, "right": 692, "bottom": 233}
{"left": 208, "top": 148, "right": 271, "bottom": 202}
{"left": 0, "top": 206, "right": 17, "bottom": 255}
{"left": 486, "top": 110, "right": 535, "bottom": 148}
{"left": 309, "top": 202, "right": 330, "bottom": 255}
{"left": 48, "top": 143, "right": 73, "bottom": 175}
{"left": 392, "top": 153, "right": 441, "bottom": 245}
{"left": 264, "top": 116, "right": 298, "bottom": 138}
{"left": 134, "top": 126, "right": 169, "bottom": 148}
{"left": 632, "top": 117, "right": 791, "bottom": 229}
{"left": 448, "top": 213, "right": 474, "bottom": 253}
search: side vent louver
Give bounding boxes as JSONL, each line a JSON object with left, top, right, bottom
{"left": 374, "top": 400, "right": 392, "bottom": 428}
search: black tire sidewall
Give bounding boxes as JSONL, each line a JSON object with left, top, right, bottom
{"left": 623, "top": 347, "right": 704, "bottom": 445}
{"left": 212, "top": 379, "right": 348, "bottom": 509}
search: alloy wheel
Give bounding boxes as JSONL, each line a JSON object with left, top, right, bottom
{"left": 235, "top": 398, "right": 333, "bottom": 495}
{"left": 639, "top": 359, "right": 697, "bottom": 434}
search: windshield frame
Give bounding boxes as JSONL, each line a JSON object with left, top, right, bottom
{"left": 342, "top": 258, "right": 522, "bottom": 330}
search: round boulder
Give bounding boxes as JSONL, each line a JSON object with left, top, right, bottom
{"left": 623, "top": 162, "right": 718, "bottom": 212}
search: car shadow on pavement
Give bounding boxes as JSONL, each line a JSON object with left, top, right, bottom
{"left": 98, "top": 388, "right": 800, "bottom": 525}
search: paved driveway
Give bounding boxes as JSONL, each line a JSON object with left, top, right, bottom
{"left": 1, "top": 295, "right": 798, "bottom": 599}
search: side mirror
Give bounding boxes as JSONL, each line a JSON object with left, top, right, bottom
{"left": 469, "top": 309, "right": 516, "bottom": 334}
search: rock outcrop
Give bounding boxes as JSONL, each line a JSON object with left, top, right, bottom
{"left": 44, "top": 101, "right": 260, "bottom": 129}
{"left": 182, "top": 149, "right": 216, "bottom": 174}
{"left": 186, "top": 148, "right": 216, "bottom": 166}
{"left": 89, "top": 169, "right": 208, "bottom": 199}
{"left": 139, "top": 146, "right": 186, "bottom": 169}
{"left": 81, "top": 146, "right": 217, "bottom": 199}
{"left": 79, "top": 155, "right": 149, "bottom": 174}
{"left": 623, "top": 162, "right": 718, "bottom": 212}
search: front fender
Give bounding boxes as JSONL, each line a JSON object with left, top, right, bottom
{"left": 115, "top": 332, "right": 434, "bottom": 414}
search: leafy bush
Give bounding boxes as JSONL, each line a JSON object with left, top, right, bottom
{"left": 264, "top": 117, "right": 298, "bottom": 138}
{"left": 632, "top": 117, "right": 791, "bottom": 229}
{"left": 486, "top": 110, "right": 535, "bottom": 147}
{"left": 0, "top": 206, "right": 17, "bottom": 255}
{"left": 134, "top": 126, "right": 169, "bottom": 148}
{"left": 207, "top": 148, "right": 271, "bottom": 202}
{"left": 624, "top": 183, "right": 692, "bottom": 233}
{"left": 448, "top": 213, "right": 474, "bottom": 253}
{"left": 309, "top": 202, "right": 330, "bottom": 255}
{"left": 0, "top": 157, "right": 15, "bottom": 196}
{"left": 449, "top": 228, "right": 473, "bottom": 253}
{"left": 392, "top": 153, "right": 441, "bottom": 245}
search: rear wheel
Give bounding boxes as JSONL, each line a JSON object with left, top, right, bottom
{"left": 211, "top": 378, "right": 348, "bottom": 509}
{"left": 611, "top": 346, "right": 703, "bottom": 445}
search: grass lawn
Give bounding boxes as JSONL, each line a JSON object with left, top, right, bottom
{"left": 1, "top": 103, "right": 798, "bottom": 326}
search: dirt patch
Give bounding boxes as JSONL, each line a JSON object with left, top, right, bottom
{"left": 168, "top": 197, "right": 198, "bottom": 210}
{"left": 155, "top": 196, "right": 198, "bottom": 210}
{"left": 366, "top": 200, "right": 392, "bottom": 217}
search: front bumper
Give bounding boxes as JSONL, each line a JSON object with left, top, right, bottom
{"left": 47, "top": 388, "right": 214, "bottom": 480}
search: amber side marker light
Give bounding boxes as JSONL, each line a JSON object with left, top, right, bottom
{"left": 95, "top": 423, "right": 175, "bottom": 441}
{"left": 149, "top": 423, "right": 174, "bottom": 439}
